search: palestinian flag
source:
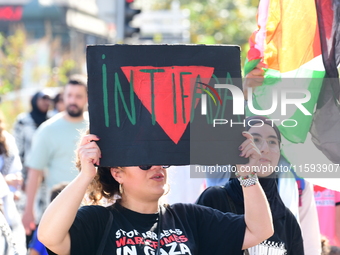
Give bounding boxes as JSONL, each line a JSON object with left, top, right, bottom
{"left": 245, "top": 0, "right": 327, "bottom": 144}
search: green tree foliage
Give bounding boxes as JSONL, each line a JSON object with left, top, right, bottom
{"left": 0, "top": 28, "right": 76, "bottom": 128}
{"left": 0, "top": 29, "right": 26, "bottom": 95}
{"left": 45, "top": 59, "right": 76, "bottom": 88}
{"left": 182, "top": 0, "right": 258, "bottom": 46}
{"left": 139, "top": 0, "right": 258, "bottom": 63}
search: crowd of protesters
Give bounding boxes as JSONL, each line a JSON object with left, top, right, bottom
{"left": 0, "top": 70, "right": 339, "bottom": 255}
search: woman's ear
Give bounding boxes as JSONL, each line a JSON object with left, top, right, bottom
{"left": 110, "top": 167, "right": 123, "bottom": 183}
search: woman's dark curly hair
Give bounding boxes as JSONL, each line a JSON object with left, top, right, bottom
{"left": 96, "top": 166, "right": 120, "bottom": 199}
{"left": 76, "top": 157, "right": 121, "bottom": 204}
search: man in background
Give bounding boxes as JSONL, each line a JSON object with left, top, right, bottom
{"left": 22, "top": 75, "right": 89, "bottom": 237}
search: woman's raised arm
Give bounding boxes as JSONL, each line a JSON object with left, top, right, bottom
{"left": 237, "top": 132, "right": 274, "bottom": 249}
{"left": 38, "top": 134, "right": 100, "bottom": 255}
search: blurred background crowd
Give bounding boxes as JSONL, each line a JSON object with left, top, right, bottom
{"left": 0, "top": 0, "right": 339, "bottom": 255}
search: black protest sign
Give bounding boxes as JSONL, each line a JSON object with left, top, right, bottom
{"left": 87, "top": 44, "right": 247, "bottom": 167}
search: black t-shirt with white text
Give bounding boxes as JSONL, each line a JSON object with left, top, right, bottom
{"left": 67, "top": 202, "right": 246, "bottom": 255}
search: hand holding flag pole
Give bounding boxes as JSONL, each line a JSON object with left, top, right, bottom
{"left": 243, "top": 62, "right": 267, "bottom": 101}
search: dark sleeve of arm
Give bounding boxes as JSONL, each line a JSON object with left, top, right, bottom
{"left": 46, "top": 248, "right": 58, "bottom": 255}
{"left": 190, "top": 204, "right": 246, "bottom": 255}
{"left": 68, "top": 206, "right": 110, "bottom": 255}
{"left": 291, "top": 214, "right": 305, "bottom": 255}
{"left": 195, "top": 186, "right": 231, "bottom": 213}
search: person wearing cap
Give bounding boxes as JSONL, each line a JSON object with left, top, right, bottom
{"left": 197, "top": 116, "right": 304, "bottom": 255}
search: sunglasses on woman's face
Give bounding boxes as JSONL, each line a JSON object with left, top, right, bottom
{"left": 138, "top": 165, "right": 171, "bottom": 170}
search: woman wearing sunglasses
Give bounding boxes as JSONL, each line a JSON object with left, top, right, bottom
{"left": 37, "top": 130, "right": 274, "bottom": 255}
{"left": 196, "top": 116, "right": 304, "bottom": 255}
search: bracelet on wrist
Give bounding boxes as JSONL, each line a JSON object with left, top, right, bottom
{"left": 235, "top": 171, "right": 258, "bottom": 187}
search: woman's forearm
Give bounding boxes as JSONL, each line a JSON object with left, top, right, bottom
{"left": 236, "top": 132, "right": 274, "bottom": 249}
{"left": 242, "top": 182, "right": 273, "bottom": 249}
{"left": 38, "top": 172, "right": 93, "bottom": 253}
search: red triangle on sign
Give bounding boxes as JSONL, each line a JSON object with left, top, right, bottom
{"left": 121, "top": 66, "right": 215, "bottom": 144}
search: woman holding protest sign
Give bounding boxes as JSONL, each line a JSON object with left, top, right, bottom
{"left": 196, "top": 116, "right": 304, "bottom": 255}
{"left": 37, "top": 129, "right": 273, "bottom": 255}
